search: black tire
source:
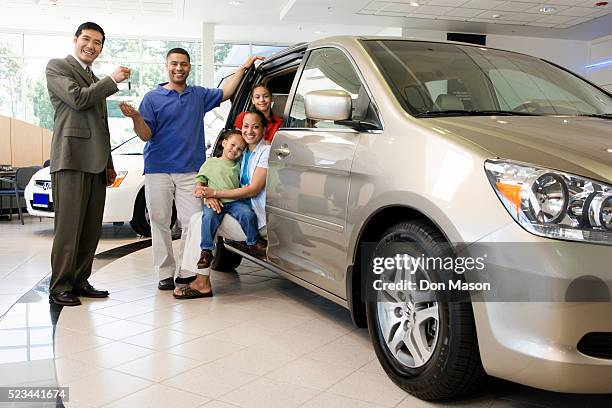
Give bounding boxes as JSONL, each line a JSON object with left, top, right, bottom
{"left": 129, "top": 189, "right": 177, "bottom": 237}
{"left": 211, "top": 236, "right": 242, "bottom": 272}
{"left": 365, "top": 220, "right": 485, "bottom": 401}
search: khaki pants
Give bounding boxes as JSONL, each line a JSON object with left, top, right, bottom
{"left": 144, "top": 173, "right": 201, "bottom": 281}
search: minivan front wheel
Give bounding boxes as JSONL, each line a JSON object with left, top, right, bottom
{"left": 365, "top": 221, "right": 485, "bottom": 400}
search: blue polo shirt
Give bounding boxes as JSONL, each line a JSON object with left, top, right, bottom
{"left": 139, "top": 84, "right": 223, "bottom": 174}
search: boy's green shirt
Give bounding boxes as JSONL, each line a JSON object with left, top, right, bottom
{"left": 195, "top": 158, "right": 241, "bottom": 203}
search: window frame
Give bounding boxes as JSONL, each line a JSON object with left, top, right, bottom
{"left": 285, "top": 44, "right": 383, "bottom": 133}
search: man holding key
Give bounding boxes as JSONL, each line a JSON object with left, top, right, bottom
{"left": 46, "top": 21, "right": 130, "bottom": 306}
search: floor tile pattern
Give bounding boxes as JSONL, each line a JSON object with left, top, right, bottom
{"left": 0, "top": 216, "right": 611, "bottom": 407}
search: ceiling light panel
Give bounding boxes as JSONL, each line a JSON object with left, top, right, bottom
{"left": 428, "top": 0, "right": 468, "bottom": 6}
{"left": 476, "top": 11, "right": 541, "bottom": 21}
{"left": 494, "top": 2, "right": 536, "bottom": 12}
{"left": 461, "top": 0, "right": 505, "bottom": 8}
{"left": 380, "top": 3, "right": 421, "bottom": 13}
{"left": 383, "top": 3, "right": 453, "bottom": 14}
{"left": 443, "top": 7, "right": 484, "bottom": 17}
{"left": 409, "top": 5, "right": 454, "bottom": 14}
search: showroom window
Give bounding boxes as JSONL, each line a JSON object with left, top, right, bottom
{"left": 213, "top": 43, "right": 286, "bottom": 86}
{"left": 0, "top": 32, "right": 286, "bottom": 147}
{"left": 209, "top": 43, "right": 287, "bottom": 138}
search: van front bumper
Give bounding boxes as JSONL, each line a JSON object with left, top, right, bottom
{"left": 471, "top": 222, "right": 612, "bottom": 393}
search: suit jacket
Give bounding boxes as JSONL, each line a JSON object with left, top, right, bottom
{"left": 46, "top": 55, "right": 118, "bottom": 174}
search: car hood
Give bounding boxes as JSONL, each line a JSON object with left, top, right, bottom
{"left": 111, "top": 153, "right": 144, "bottom": 173}
{"left": 30, "top": 153, "right": 142, "bottom": 182}
{"left": 32, "top": 166, "right": 50, "bottom": 181}
{"left": 426, "top": 116, "right": 612, "bottom": 183}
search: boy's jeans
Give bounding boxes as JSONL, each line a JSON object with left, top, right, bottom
{"left": 200, "top": 200, "right": 259, "bottom": 250}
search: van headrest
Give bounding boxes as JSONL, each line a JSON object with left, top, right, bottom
{"left": 272, "top": 94, "right": 288, "bottom": 117}
{"left": 435, "top": 94, "right": 464, "bottom": 111}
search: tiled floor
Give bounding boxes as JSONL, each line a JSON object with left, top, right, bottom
{"left": 1, "top": 215, "right": 611, "bottom": 407}
{"left": 0, "top": 216, "right": 142, "bottom": 318}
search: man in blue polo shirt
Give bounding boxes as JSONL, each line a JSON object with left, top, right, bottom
{"left": 120, "top": 47, "right": 261, "bottom": 290}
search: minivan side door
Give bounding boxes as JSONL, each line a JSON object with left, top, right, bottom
{"left": 266, "top": 46, "right": 374, "bottom": 296}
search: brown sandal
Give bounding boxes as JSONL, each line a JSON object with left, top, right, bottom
{"left": 173, "top": 286, "right": 213, "bottom": 299}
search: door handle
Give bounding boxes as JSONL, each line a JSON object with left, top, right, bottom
{"left": 274, "top": 147, "right": 291, "bottom": 157}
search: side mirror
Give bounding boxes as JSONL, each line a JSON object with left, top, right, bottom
{"left": 304, "top": 90, "right": 351, "bottom": 121}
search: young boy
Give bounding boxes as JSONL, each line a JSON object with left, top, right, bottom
{"left": 195, "top": 130, "right": 262, "bottom": 269}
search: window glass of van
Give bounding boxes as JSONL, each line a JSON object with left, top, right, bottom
{"left": 363, "top": 40, "right": 612, "bottom": 118}
{"left": 289, "top": 47, "right": 364, "bottom": 129}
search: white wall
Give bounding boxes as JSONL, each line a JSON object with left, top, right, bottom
{"left": 587, "top": 35, "right": 612, "bottom": 92}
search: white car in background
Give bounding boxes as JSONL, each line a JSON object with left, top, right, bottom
{"left": 24, "top": 136, "right": 177, "bottom": 236}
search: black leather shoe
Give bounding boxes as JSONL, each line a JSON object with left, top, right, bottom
{"left": 248, "top": 239, "right": 268, "bottom": 258}
{"left": 158, "top": 277, "right": 175, "bottom": 290}
{"left": 49, "top": 291, "right": 81, "bottom": 306}
{"left": 197, "top": 250, "right": 213, "bottom": 269}
{"left": 175, "top": 276, "right": 196, "bottom": 285}
{"left": 73, "top": 283, "right": 109, "bottom": 298}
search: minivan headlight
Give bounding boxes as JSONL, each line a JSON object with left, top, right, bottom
{"left": 485, "top": 159, "right": 612, "bottom": 245}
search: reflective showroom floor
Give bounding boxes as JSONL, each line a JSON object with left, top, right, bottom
{"left": 1, "top": 215, "right": 611, "bottom": 408}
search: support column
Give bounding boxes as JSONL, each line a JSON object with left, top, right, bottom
{"left": 401, "top": 25, "right": 411, "bottom": 38}
{"left": 201, "top": 22, "right": 215, "bottom": 88}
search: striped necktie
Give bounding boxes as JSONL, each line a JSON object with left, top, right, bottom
{"left": 85, "top": 66, "right": 95, "bottom": 83}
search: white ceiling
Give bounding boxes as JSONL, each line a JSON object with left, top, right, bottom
{"left": 1, "top": 0, "right": 611, "bottom": 40}
{"left": 358, "top": 0, "right": 611, "bottom": 29}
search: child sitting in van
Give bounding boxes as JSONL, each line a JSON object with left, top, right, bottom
{"left": 194, "top": 130, "right": 265, "bottom": 270}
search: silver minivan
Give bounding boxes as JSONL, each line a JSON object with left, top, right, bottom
{"left": 211, "top": 36, "right": 612, "bottom": 400}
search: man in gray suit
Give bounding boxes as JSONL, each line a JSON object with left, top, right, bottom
{"left": 46, "top": 22, "right": 130, "bottom": 306}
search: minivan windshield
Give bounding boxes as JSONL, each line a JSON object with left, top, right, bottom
{"left": 362, "top": 40, "right": 612, "bottom": 118}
